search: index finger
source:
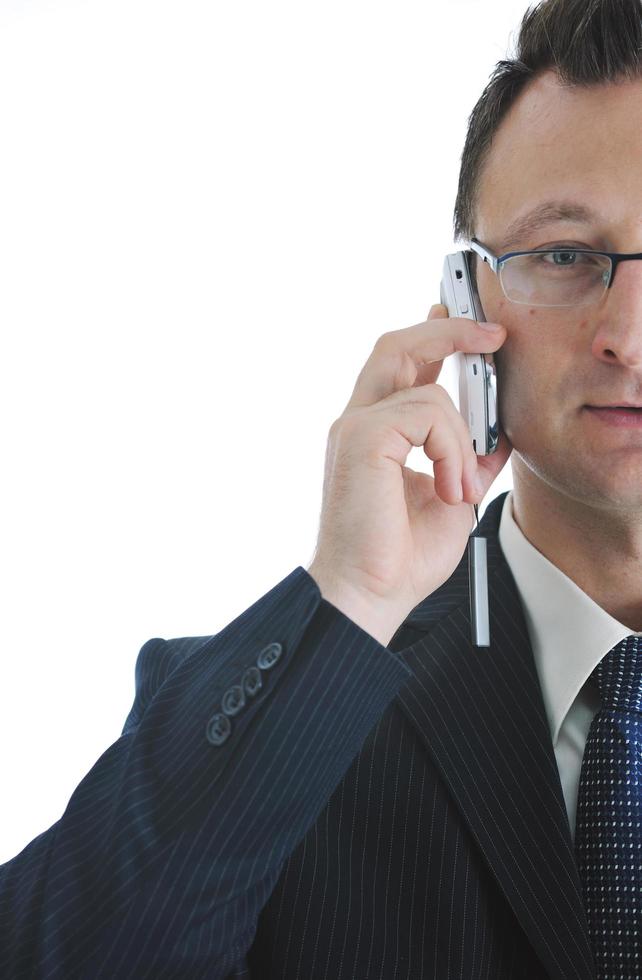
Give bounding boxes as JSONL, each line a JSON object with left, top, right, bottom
{"left": 345, "top": 309, "right": 505, "bottom": 410}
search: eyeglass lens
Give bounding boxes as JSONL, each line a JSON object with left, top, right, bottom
{"left": 499, "top": 250, "right": 612, "bottom": 308}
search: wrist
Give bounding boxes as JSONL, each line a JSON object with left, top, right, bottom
{"left": 306, "top": 562, "right": 406, "bottom": 647}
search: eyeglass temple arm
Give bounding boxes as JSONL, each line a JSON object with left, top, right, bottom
{"left": 469, "top": 238, "right": 499, "bottom": 272}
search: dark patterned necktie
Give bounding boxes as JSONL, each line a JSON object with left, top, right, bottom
{"left": 574, "top": 635, "right": 642, "bottom": 978}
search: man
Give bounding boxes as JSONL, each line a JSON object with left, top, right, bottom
{"left": 1, "top": 0, "right": 639, "bottom": 976}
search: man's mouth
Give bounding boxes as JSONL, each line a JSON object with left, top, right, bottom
{"left": 586, "top": 402, "right": 642, "bottom": 410}
{"left": 584, "top": 405, "right": 642, "bottom": 425}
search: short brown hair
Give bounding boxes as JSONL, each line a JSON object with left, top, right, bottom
{"left": 453, "top": 0, "right": 642, "bottom": 243}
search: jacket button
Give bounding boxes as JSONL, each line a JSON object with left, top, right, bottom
{"left": 206, "top": 712, "right": 232, "bottom": 746}
{"left": 257, "top": 642, "right": 283, "bottom": 670}
{"left": 222, "top": 684, "right": 246, "bottom": 717}
{"left": 242, "top": 666, "right": 263, "bottom": 697}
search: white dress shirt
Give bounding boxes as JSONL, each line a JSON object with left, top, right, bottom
{"left": 497, "top": 490, "right": 642, "bottom": 842}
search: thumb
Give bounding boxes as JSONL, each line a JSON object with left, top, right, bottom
{"left": 475, "top": 427, "right": 513, "bottom": 497}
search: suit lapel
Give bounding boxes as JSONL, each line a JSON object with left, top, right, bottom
{"left": 389, "top": 492, "right": 596, "bottom": 980}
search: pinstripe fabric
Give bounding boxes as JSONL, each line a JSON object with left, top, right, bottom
{"left": 0, "top": 564, "right": 411, "bottom": 978}
{"left": 0, "top": 491, "right": 596, "bottom": 979}
{"left": 252, "top": 493, "right": 595, "bottom": 980}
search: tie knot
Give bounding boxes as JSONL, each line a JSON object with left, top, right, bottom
{"left": 592, "top": 635, "right": 642, "bottom": 711}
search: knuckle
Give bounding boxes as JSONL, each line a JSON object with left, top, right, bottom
{"left": 391, "top": 351, "right": 417, "bottom": 391}
{"left": 329, "top": 415, "right": 350, "bottom": 442}
{"left": 373, "top": 331, "right": 395, "bottom": 351}
{"left": 330, "top": 409, "right": 363, "bottom": 441}
{"left": 428, "top": 382, "right": 450, "bottom": 405}
{"left": 392, "top": 396, "right": 423, "bottom": 416}
{"left": 397, "top": 396, "right": 445, "bottom": 430}
{"left": 328, "top": 417, "right": 349, "bottom": 450}
{"left": 420, "top": 382, "right": 455, "bottom": 416}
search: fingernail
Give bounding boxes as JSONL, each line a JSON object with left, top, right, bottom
{"left": 478, "top": 321, "right": 503, "bottom": 331}
{"left": 474, "top": 474, "right": 485, "bottom": 495}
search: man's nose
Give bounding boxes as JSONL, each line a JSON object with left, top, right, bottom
{"left": 591, "top": 259, "right": 642, "bottom": 369}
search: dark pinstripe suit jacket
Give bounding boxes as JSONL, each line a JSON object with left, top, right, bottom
{"left": 0, "top": 490, "right": 597, "bottom": 979}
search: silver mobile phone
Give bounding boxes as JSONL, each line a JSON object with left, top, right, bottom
{"left": 439, "top": 250, "right": 498, "bottom": 648}
{"left": 440, "top": 251, "right": 499, "bottom": 456}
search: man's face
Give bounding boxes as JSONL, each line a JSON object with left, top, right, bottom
{"left": 475, "top": 70, "right": 642, "bottom": 512}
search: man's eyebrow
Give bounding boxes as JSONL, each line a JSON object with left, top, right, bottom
{"left": 498, "top": 202, "right": 599, "bottom": 253}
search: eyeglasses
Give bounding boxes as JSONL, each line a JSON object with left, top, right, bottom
{"left": 470, "top": 238, "right": 642, "bottom": 308}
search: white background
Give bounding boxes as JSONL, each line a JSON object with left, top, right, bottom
{"left": 0, "top": 0, "right": 523, "bottom": 862}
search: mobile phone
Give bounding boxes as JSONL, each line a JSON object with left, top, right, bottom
{"left": 439, "top": 251, "right": 499, "bottom": 456}
{"left": 440, "top": 249, "right": 496, "bottom": 648}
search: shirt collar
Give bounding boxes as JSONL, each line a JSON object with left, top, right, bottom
{"left": 497, "top": 490, "right": 641, "bottom": 746}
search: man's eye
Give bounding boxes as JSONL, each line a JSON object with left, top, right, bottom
{"left": 545, "top": 250, "right": 577, "bottom": 265}
{"left": 538, "top": 249, "right": 604, "bottom": 268}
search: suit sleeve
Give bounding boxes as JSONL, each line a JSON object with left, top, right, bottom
{"left": 0, "top": 566, "right": 412, "bottom": 979}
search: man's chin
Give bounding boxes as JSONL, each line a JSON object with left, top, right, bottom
{"left": 567, "top": 474, "right": 642, "bottom": 513}
{"left": 514, "top": 450, "right": 642, "bottom": 512}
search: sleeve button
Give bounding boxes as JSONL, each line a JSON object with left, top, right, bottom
{"left": 206, "top": 712, "right": 232, "bottom": 746}
{"left": 242, "top": 666, "right": 263, "bottom": 697}
{"left": 222, "top": 684, "right": 246, "bottom": 717}
{"left": 257, "top": 642, "right": 283, "bottom": 670}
